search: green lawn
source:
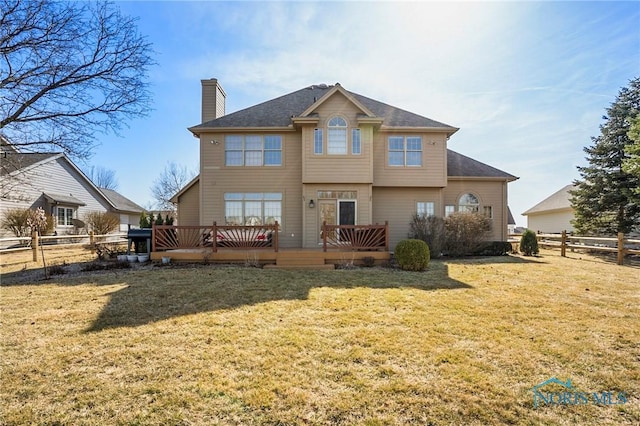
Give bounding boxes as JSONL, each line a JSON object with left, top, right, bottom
{"left": 1, "top": 250, "right": 638, "bottom": 425}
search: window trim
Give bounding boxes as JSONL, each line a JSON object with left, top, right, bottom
{"left": 223, "top": 192, "right": 283, "bottom": 227}
{"left": 388, "top": 135, "right": 422, "bottom": 167}
{"left": 351, "top": 128, "right": 361, "bottom": 155}
{"left": 56, "top": 206, "right": 75, "bottom": 227}
{"left": 445, "top": 205, "right": 455, "bottom": 217}
{"left": 417, "top": 201, "right": 435, "bottom": 217}
{"left": 327, "top": 116, "right": 348, "bottom": 155}
{"left": 224, "top": 135, "right": 282, "bottom": 166}
{"left": 458, "top": 193, "right": 480, "bottom": 214}
{"left": 314, "top": 128, "right": 323, "bottom": 155}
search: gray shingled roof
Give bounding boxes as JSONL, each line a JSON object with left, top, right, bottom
{"left": 100, "top": 188, "right": 145, "bottom": 214}
{"left": 191, "top": 84, "right": 455, "bottom": 129}
{"left": 43, "top": 192, "right": 86, "bottom": 206}
{"left": 522, "top": 184, "right": 575, "bottom": 215}
{"left": 1, "top": 152, "right": 60, "bottom": 176}
{"left": 447, "top": 150, "right": 517, "bottom": 180}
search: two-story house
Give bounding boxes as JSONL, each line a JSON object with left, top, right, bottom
{"left": 175, "top": 79, "right": 517, "bottom": 250}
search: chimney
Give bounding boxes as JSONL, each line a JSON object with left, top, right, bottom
{"left": 201, "top": 78, "right": 226, "bottom": 123}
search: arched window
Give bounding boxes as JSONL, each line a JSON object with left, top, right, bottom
{"left": 327, "top": 116, "right": 347, "bottom": 154}
{"left": 458, "top": 193, "right": 479, "bottom": 213}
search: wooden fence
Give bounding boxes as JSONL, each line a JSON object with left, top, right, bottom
{"left": 0, "top": 232, "right": 127, "bottom": 261}
{"left": 511, "top": 231, "right": 640, "bottom": 266}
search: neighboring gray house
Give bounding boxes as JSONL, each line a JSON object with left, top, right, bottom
{"left": 522, "top": 184, "right": 576, "bottom": 233}
{"left": 0, "top": 140, "right": 144, "bottom": 237}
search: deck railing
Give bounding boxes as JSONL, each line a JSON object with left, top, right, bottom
{"left": 321, "top": 221, "right": 388, "bottom": 252}
{"left": 153, "top": 222, "right": 279, "bottom": 252}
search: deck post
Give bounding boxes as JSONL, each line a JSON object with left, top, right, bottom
{"left": 32, "top": 230, "right": 38, "bottom": 262}
{"left": 151, "top": 224, "right": 156, "bottom": 253}
{"left": 274, "top": 221, "right": 279, "bottom": 252}
{"left": 212, "top": 221, "right": 217, "bottom": 253}
{"left": 384, "top": 221, "right": 389, "bottom": 251}
{"left": 617, "top": 232, "right": 625, "bottom": 266}
{"left": 560, "top": 230, "right": 566, "bottom": 257}
{"left": 322, "top": 221, "right": 327, "bottom": 252}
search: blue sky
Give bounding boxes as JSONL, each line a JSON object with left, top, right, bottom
{"left": 89, "top": 1, "right": 639, "bottom": 226}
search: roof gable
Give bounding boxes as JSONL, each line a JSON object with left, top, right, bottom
{"left": 189, "top": 84, "right": 458, "bottom": 132}
{"left": 2, "top": 150, "right": 118, "bottom": 210}
{"left": 299, "top": 84, "right": 377, "bottom": 119}
{"left": 1, "top": 152, "right": 62, "bottom": 176}
{"left": 522, "top": 184, "right": 576, "bottom": 215}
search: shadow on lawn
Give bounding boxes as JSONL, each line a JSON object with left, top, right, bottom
{"left": 86, "top": 260, "right": 473, "bottom": 332}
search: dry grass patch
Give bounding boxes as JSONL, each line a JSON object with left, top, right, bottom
{"left": 1, "top": 249, "right": 639, "bottom": 425}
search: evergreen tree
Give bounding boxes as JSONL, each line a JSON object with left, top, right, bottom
{"left": 623, "top": 115, "right": 640, "bottom": 195}
{"left": 570, "top": 78, "right": 640, "bottom": 235}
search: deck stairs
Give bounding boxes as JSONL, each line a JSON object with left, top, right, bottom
{"left": 264, "top": 250, "right": 335, "bottom": 270}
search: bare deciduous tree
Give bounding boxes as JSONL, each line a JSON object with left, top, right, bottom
{"left": 151, "top": 162, "right": 196, "bottom": 212}
{"left": 0, "top": 0, "right": 155, "bottom": 172}
{"left": 84, "top": 165, "right": 118, "bottom": 190}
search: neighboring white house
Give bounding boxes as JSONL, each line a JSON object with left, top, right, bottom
{"left": 0, "top": 137, "right": 144, "bottom": 237}
{"left": 522, "top": 184, "right": 576, "bottom": 233}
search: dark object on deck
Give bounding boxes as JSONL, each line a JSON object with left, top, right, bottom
{"left": 127, "top": 228, "right": 152, "bottom": 255}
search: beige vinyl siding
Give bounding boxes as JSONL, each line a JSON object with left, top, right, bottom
{"left": 302, "top": 93, "right": 373, "bottom": 184}
{"left": 198, "top": 131, "right": 303, "bottom": 248}
{"left": 176, "top": 180, "right": 200, "bottom": 226}
{"left": 372, "top": 187, "right": 443, "bottom": 250}
{"left": 302, "top": 183, "right": 372, "bottom": 248}
{"left": 373, "top": 132, "right": 448, "bottom": 187}
{"left": 443, "top": 180, "right": 509, "bottom": 241}
{"left": 526, "top": 209, "right": 574, "bottom": 234}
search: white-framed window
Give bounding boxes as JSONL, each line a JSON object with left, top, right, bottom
{"left": 224, "top": 193, "right": 282, "bottom": 226}
{"left": 327, "top": 116, "right": 347, "bottom": 154}
{"left": 458, "top": 193, "right": 480, "bottom": 213}
{"left": 314, "top": 128, "right": 323, "bottom": 155}
{"left": 445, "top": 205, "right": 455, "bottom": 217}
{"left": 56, "top": 206, "right": 75, "bottom": 227}
{"left": 417, "top": 201, "right": 435, "bottom": 217}
{"left": 483, "top": 205, "right": 493, "bottom": 218}
{"left": 388, "top": 136, "right": 422, "bottom": 166}
{"left": 225, "top": 135, "right": 282, "bottom": 166}
{"left": 351, "top": 128, "right": 361, "bottom": 155}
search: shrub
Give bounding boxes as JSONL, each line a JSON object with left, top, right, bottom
{"left": 139, "top": 211, "right": 150, "bottom": 228}
{"left": 155, "top": 213, "right": 164, "bottom": 226}
{"left": 443, "top": 212, "right": 492, "bottom": 257}
{"left": 473, "top": 241, "right": 513, "bottom": 256}
{"left": 520, "top": 229, "right": 539, "bottom": 256}
{"left": 1, "top": 208, "right": 32, "bottom": 237}
{"left": 394, "top": 239, "right": 430, "bottom": 271}
{"left": 93, "top": 242, "right": 126, "bottom": 260}
{"left": 1, "top": 207, "right": 54, "bottom": 237}
{"left": 408, "top": 213, "right": 445, "bottom": 258}
{"left": 85, "top": 211, "right": 120, "bottom": 235}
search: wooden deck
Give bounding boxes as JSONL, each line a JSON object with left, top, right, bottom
{"left": 150, "top": 248, "right": 390, "bottom": 269}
